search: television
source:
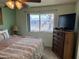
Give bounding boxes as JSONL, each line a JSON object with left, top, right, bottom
{"left": 58, "top": 13, "right": 76, "bottom": 30}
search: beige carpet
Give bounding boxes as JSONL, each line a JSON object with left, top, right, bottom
{"left": 42, "top": 47, "right": 58, "bottom": 59}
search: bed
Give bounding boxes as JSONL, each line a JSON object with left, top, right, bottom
{"left": 0, "top": 30, "right": 44, "bottom": 59}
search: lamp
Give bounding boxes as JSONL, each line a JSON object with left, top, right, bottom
{"left": 12, "top": 26, "right": 18, "bottom": 35}
{"left": 6, "top": 0, "right": 23, "bottom": 9}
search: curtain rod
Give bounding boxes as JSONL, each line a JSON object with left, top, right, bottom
{"left": 22, "top": 8, "right": 58, "bottom": 13}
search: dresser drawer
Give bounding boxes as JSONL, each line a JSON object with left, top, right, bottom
{"left": 53, "top": 35, "right": 65, "bottom": 42}
{"left": 53, "top": 42, "right": 64, "bottom": 50}
{"left": 53, "top": 38, "right": 64, "bottom": 46}
{"left": 53, "top": 45, "right": 64, "bottom": 59}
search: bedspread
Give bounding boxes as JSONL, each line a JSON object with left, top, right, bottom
{"left": 0, "top": 36, "right": 43, "bottom": 59}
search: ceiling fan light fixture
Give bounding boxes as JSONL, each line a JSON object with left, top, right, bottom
{"left": 6, "top": 0, "right": 41, "bottom": 10}
{"left": 15, "top": 1, "right": 23, "bottom": 9}
{"left": 6, "top": 0, "right": 15, "bottom": 9}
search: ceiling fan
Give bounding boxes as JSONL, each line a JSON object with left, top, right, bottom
{"left": 5, "top": 0, "right": 41, "bottom": 9}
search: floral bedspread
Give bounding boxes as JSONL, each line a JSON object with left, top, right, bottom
{"left": 0, "top": 37, "right": 43, "bottom": 59}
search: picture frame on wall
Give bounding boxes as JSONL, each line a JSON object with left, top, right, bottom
{"left": 0, "top": 8, "right": 3, "bottom": 25}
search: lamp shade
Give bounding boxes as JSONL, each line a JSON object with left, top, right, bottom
{"left": 13, "top": 26, "right": 18, "bottom": 31}
{"left": 16, "top": 1, "right": 23, "bottom": 9}
{"left": 6, "top": 0, "right": 15, "bottom": 9}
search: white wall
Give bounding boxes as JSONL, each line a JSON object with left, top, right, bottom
{"left": 16, "top": 3, "right": 76, "bottom": 47}
{"left": 28, "top": 32, "right": 53, "bottom": 47}
{"left": 0, "top": 25, "right": 3, "bottom": 29}
{"left": 77, "top": 34, "right": 79, "bottom": 59}
{"left": 26, "top": 3, "right": 76, "bottom": 15}
{"left": 75, "top": 0, "right": 79, "bottom": 59}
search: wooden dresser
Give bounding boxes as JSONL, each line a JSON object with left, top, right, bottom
{"left": 52, "top": 30, "right": 74, "bottom": 59}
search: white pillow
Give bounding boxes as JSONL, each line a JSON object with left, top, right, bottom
{"left": 0, "top": 33, "right": 5, "bottom": 41}
{"left": 2, "top": 29, "right": 10, "bottom": 39}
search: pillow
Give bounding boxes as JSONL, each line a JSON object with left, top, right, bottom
{"left": 0, "top": 33, "right": 5, "bottom": 41}
{"left": 2, "top": 29, "right": 10, "bottom": 39}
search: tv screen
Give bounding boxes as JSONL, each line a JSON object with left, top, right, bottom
{"left": 59, "top": 13, "right": 76, "bottom": 30}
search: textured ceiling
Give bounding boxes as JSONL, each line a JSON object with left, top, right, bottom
{"left": 0, "top": 0, "right": 77, "bottom": 7}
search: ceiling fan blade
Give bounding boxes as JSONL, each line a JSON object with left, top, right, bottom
{"left": 18, "top": 0, "right": 41, "bottom": 3}
{"left": 26, "top": 0, "right": 41, "bottom": 2}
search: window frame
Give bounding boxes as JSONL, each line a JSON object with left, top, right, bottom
{"left": 29, "top": 13, "right": 54, "bottom": 32}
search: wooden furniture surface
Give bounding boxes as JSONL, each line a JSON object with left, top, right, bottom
{"left": 52, "top": 30, "right": 74, "bottom": 59}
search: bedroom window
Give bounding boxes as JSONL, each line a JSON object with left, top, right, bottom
{"left": 30, "top": 14, "right": 54, "bottom": 32}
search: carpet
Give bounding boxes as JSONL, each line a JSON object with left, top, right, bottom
{"left": 42, "top": 47, "right": 58, "bottom": 59}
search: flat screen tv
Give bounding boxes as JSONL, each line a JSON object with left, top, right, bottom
{"left": 58, "top": 13, "right": 76, "bottom": 30}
